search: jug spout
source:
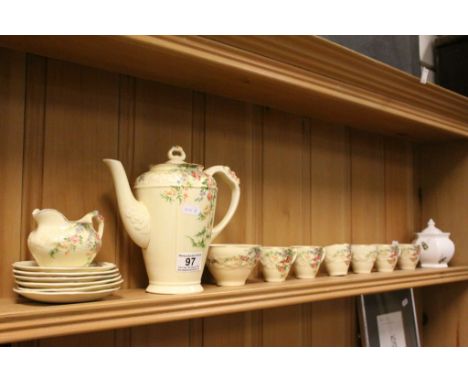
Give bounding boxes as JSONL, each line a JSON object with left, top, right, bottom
{"left": 103, "top": 159, "right": 151, "bottom": 249}
{"left": 32, "top": 209, "right": 69, "bottom": 226}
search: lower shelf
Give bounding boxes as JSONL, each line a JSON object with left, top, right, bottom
{"left": 1, "top": 266, "right": 468, "bottom": 343}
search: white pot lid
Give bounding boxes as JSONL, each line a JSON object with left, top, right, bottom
{"left": 417, "top": 219, "right": 449, "bottom": 236}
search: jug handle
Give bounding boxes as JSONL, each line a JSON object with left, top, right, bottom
{"left": 204, "top": 165, "right": 240, "bottom": 241}
{"left": 91, "top": 211, "right": 105, "bottom": 240}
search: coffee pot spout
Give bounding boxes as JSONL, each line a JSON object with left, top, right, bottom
{"left": 103, "top": 159, "right": 151, "bottom": 249}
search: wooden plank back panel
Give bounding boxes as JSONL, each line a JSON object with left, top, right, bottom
{"left": 37, "top": 59, "right": 120, "bottom": 346}
{"left": 348, "top": 129, "right": 386, "bottom": 346}
{"left": 12, "top": 55, "right": 48, "bottom": 347}
{"left": 37, "top": 330, "right": 120, "bottom": 347}
{"left": 205, "top": 95, "right": 260, "bottom": 246}
{"left": 203, "top": 313, "right": 252, "bottom": 347}
{"left": 0, "top": 48, "right": 25, "bottom": 297}
{"left": 419, "top": 141, "right": 468, "bottom": 346}
{"left": 419, "top": 141, "right": 468, "bottom": 265}
{"left": 40, "top": 59, "right": 120, "bottom": 262}
{"left": 309, "top": 123, "right": 351, "bottom": 247}
{"left": 384, "top": 137, "right": 415, "bottom": 243}
{"left": 115, "top": 75, "right": 135, "bottom": 290}
{"left": 130, "top": 321, "right": 191, "bottom": 346}
{"left": 261, "top": 109, "right": 308, "bottom": 346}
{"left": 306, "top": 123, "right": 354, "bottom": 346}
{"left": 351, "top": 129, "right": 386, "bottom": 244}
{"left": 384, "top": 136, "right": 422, "bottom": 344}
{"left": 422, "top": 283, "right": 467, "bottom": 346}
{"left": 202, "top": 95, "right": 263, "bottom": 346}
{"left": 20, "top": 55, "right": 47, "bottom": 264}
{"left": 307, "top": 298, "right": 356, "bottom": 346}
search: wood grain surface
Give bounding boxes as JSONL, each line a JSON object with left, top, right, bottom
{"left": 0, "top": 44, "right": 465, "bottom": 346}
{"left": 419, "top": 141, "right": 468, "bottom": 346}
{"left": 0, "top": 48, "right": 25, "bottom": 298}
{"left": 4, "top": 267, "right": 468, "bottom": 345}
{"left": 0, "top": 36, "right": 466, "bottom": 140}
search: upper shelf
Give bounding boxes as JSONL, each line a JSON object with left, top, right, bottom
{"left": 0, "top": 35, "right": 467, "bottom": 140}
{"left": 1, "top": 266, "right": 468, "bottom": 344}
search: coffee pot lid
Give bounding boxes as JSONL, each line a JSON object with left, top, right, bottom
{"left": 134, "top": 146, "right": 215, "bottom": 189}
{"left": 166, "top": 146, "right": 189, "bottom": 165}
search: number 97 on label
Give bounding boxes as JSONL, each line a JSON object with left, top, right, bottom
{"left": 176, "top": 252, "right": 202, "bottom": 272}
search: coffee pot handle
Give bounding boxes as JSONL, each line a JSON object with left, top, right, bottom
{"left": 204, "top": 165, "right": 240, "bottom": 241}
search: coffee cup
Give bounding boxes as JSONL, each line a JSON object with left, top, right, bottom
{"left": 351, "top": 244, "right": 378, "bottom": 274}
{"left": 323, "top": 243, "right": 351, "bottom": 276}
{"left": 291, "top": 246, "right": 323, "bottom": 279}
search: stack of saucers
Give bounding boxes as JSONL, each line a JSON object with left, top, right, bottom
{"left": 12, "top": 261, "right": 123, "bottom": 303}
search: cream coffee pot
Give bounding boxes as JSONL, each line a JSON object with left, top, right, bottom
{"left": 104, "top": 146, "right": 240, "bottom": 294}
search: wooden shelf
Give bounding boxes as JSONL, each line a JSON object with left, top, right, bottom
{"left": 0, "top": 36, "right": 467, "bottom": 140}
{"left": 1, "top": 266, "right": 468, "bottom": 344}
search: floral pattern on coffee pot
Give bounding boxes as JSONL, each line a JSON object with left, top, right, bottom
{"left": 413, "top": 219, "right": 455, "bottom": 268}
{"left": 104, "top": 146, "right": 240, "bottom": 294}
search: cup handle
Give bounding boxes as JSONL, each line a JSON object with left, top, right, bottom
{"left": 204, "top": 165, "right": 240, "bottom": 241}
{"left": 92, "top": 211, "right": 105, "bottom": 240}
{"left": 319, "top": 248, "right": 325, "bottom": 263}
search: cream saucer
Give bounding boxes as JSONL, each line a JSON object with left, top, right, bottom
{"left": 15, "top": 275, "right": 122, "bottom": 289}
{"left": 13, "top": 261, "right": 116, "bottom": 273}
{"left": 14, "top": 271, "right": 120, "bottom": 282}
{"left": 13, "top": 287, "right": 120, "bottom": 303}
{"left": 15, "top": 279, "right": 123, "bottom": 292}
{"left": 13, "top": 268, "right": 119, "bottom": 278}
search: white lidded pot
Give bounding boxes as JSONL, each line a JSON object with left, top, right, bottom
{"left": 103, "top": 146, "right": 240, "bottom": 294}
{"left": 413, "top": 219, "right": 455, "bottom": 268}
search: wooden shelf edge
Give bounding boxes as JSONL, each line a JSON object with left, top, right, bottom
{"left": 205, "top": 36, "right": 468, "bottom": 120}
{"left": 0, "top": 35, "right": 467, "bottom": 140}
{"left": 1, "top": 266, "right": 468, "bottom": 343}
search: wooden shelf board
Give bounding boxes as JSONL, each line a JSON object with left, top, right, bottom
{"left": 0, "top": 36, "right": 467, "bottom": 140}
{"left": 1, "top": 266, "right": 468, "bottom": 343}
